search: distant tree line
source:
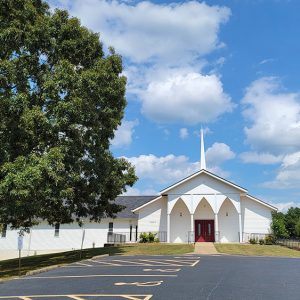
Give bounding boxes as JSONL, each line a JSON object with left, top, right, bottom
{"left": 271, "top": 207, "right": 300, "bottom": 239}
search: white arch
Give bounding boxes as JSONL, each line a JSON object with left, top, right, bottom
{"left": 193, "top": 197, "right": 215, "bottom": 220}
{"left": 218, "top": 198, "right": 239, "bottom": 242}
{"left": 170, "top": 198, "right": 190, "bottom": 243}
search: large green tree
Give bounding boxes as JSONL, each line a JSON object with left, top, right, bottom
{"left": 0, "top": 0, "right": 137, "bottom": 231}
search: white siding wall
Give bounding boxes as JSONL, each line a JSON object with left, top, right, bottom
{"left": 137, "top": 197, "right": 167, "bottom": 233}
{"left": 0, "top": 218, "right": 136, "bottom": 253}
{"left": 241, "top": 196, "right": 272, "bottom": 237}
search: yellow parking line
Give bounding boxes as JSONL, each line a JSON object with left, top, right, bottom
{"left": 75, "top": 262, "right": 93, "bottom": 267}
{"left": 112, "top": 260, "right": 153, "bottom": 266}
{"left": 137, "top": 259, "right": 182, "bottom": 266}
{"left": 88, "top": 259, "right": 122, "bottom": 266}
{"left": 191, "top": 260, "right": 200, "bottom": 267}
{"left": 0, "top": 295, "right": 153, "bottom": 300}
{"left": 68, "top": 296, "right": 85, "bottom": 300}
{"left": 160, "top": 259, "right": 196, "bottom": 265}
{"left": 23, "top": 274, "right": 177, "bottom": 280}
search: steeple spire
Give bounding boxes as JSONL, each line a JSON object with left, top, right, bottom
{"left": 200, "top": 128, "right": 206, "bottom": 170}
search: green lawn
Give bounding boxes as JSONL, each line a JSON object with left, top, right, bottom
{"left": 215, "top": 243, "right": 300, "bottom": 257}
{"left": 0, "top": 243, "right": 193, "bottom": 280}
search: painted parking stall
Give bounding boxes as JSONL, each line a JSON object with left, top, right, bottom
{"left": 0, "top": 255, "right": 200, "bottom": 300}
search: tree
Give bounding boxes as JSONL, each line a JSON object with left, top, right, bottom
{"left": 295, "top": 219, "right": 300, "bottom": 238}
{"left": 285, "top": 207, "right": 300, "bottom": 237}
{"left": 271, "top": 212, "right": 288, "bottom": 239}
{"left": 0, "top": 0, "right": 137, "bottom": 231}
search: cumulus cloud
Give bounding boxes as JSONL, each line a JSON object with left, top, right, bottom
{"left": 51, "top": 0, "right": 233, "bottom": 125}
{"left": 263, "top": 152, "right": 300, "bottom": 189}
{"left": 240, "top": 152, "right": 283, "bottom": 165}
{"left": 269, "top": 201, "right": 300, "bottom": 212}
{"left": 111, "top": 120, "right": 138, "bottom": 148}
{"left": 125, "top": 154, "right": 199, "bottom": 185}
{"left": 141, "top": 72, "right": 234, "bottom": 124}
{"left": 124, "top": 149, "right": 233, "bottom": 188}
{"left": 179, "top": 128, "right": 189, "bottom": 139}
{"left": 242, "top": 77, "right": 300, "bottom": 154}
{"left": 206, "top": 142, "right": 236, "bottom": 166}
{"left": 53, "top": 0, "right": 230, "bottom": 64}
{"left": 122, "top": 187, "right": 159, "bottom": 196}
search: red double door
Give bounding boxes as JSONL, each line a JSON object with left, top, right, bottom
{"left": 195, "top": 220, "right": 215, "bottom": 242}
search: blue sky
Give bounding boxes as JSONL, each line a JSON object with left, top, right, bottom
{"left": 50, "top": 0, "right": 300, "bottom": 210}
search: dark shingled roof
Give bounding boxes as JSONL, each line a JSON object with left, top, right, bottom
{"left": 114, "top": 196, "right": 158, "bottom": 218}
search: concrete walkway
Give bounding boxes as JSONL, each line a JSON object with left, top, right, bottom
{"left": 194, "top": 242, "right": 218, "bottom": 254}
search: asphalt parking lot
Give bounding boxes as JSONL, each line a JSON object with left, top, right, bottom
{"left": 0, "top": 254, "right": 300, "bottom": 300}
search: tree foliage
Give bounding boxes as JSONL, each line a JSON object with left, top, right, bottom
{"left": 0, "top": 0, "right": 137, "bottom": 231}
{"left": 271, "top": 208, "right": 300, "bottom": 239}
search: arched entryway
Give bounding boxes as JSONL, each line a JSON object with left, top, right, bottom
{"left": 218, "top": 198, "right": 239, "bottom": 242}
{"left": 194, "top": 198, "right": 215, "bottom": 242}
{"left": 170, "top": 198, "right": 190, "bottom": 243}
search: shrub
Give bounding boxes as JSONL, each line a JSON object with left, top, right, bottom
{"left": 139, "top": 232, "right": 149, "bottom": 243}
{"left": 139, "top": 232, "right": 158, "bottom": 243}
{"left": 249, "top": 238, "right": 257, "bottom": 244}
{"left": 265, "top": 235, "right": 275, "bottom": 245}
{"left": 259, "top": 239, "right": 265, "bottom": 245}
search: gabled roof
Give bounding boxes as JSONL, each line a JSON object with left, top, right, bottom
{"left": 114, "top": 196, "right": 157, "bottom": 218}
{"left": 243, "top": 194, "right": 277, "bottom": 211}
{"left": 160, "top": 169, "right": 248, "bottom": 194}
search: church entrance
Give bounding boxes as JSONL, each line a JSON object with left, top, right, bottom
{"left": 194, "top": 220, "right": 215, "bottom": 242}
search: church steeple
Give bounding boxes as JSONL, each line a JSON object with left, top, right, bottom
{"left": 200, "top": 128, "right": 206, "bottom": 170}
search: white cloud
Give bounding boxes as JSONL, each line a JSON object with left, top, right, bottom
{"left": 125, "top": 154, "right": 199, "bottom": 185}
{"left": 122, "top": 187, "right": 158, "bottom": 196}
{"left": 206, "top": 142, "right": 236, "bottom": 166}
{"left": 269, "top": 201, "right": 300, "bottom": 212}
{"left": 54, "top": 0, "right": 230, "bottom": 64}
{"left": 111, "top": 120, "right": 138, "bottom": 148}
{"left": 141, "top": 72, "right": 234, "bottom": 124}
{"left": 242, "top": 77, "right": 300, "bottom": 154}
{"left": 240, "top": 152, "right": 283, "bottom": 165}
{"left": 263, "top": 152, "right": 300, "bottom": 189}
{"left": 125, "top": 150, "right": 232, "bottom": 187}
{"left": 179, "top": 128, "right": 189, "bottom": 139}
{"left": 51, "top": 0, "right": 232, "bottom": 125}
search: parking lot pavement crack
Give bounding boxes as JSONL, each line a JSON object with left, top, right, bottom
{"left": 206, "top": 274, "right": 226, "bottom": 300}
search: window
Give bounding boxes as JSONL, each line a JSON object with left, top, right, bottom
{"left": 208, "top": 223, "right": 211, "bottom": 235}
{"left": 54, "top": 223, "right": 60, "bottom": 237}
{"left": 1, "top": 224, "right": 7, "bottom": 238}
{"left": 108, "top": 222, "right": 113, "bottom": 233}
{"left": 198, "top": 223, "right": 201, "bottom": 236}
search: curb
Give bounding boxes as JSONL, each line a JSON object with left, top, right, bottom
{"left": 26, "top": 264, "right": 65, "bottom": 276}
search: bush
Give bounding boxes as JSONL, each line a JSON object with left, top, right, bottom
{"left": 259, "top": 239, "right": 265, "bottom": 245}
{"left": 139, "top": 232, "right": 157, "bottom": 243}
{"left": 139, "top": 232, "right": 149, "bottom": 243}
{"left": 249, "top": 238, "right": 257, "bottom": 244}
{"left": 265, "top": 235, "right": 275, "bottom": 245}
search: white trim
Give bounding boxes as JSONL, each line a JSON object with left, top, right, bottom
{"left": 131, "top": 196, "right": 163, "bottom": 213}
{"left": 244, "top": 194, "right": 277, "bottom": 211}
{"left": 160, "top": 169, "right": 248, "bottom": 194}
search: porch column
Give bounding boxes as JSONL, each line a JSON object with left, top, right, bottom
{"left": 190, "top": 213, "right": 194, "bottom": 243}
{"left": 167, "top": 213, "right": 170, "bottom": 243}
{"left": 238, "top": 212, "right": 242, "bottom": 243}
{"left": 214, "top": 213, "right": 219, "bottom": 242}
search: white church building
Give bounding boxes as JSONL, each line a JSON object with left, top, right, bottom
{"left": 0, "top": 131, "right": 277, "bottom": 257}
